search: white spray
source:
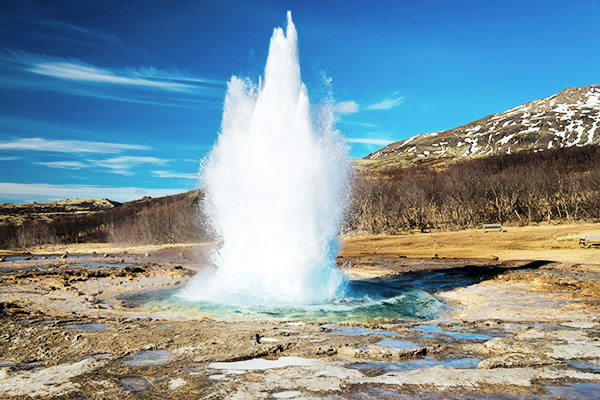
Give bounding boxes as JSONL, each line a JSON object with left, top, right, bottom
{"left": 180, "top": 12, "right": 350, "bottom": 306}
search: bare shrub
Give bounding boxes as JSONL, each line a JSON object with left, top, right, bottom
{"left": 346, "top": 144, "right": 600, "bottom": 233}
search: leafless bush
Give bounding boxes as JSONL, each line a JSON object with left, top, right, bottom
{"left": 0, "top": 190, "right": 211, "bottom": 250}
{"left": 346, "top": 145, "right": 600, "bottom": 233}
{"left": 2, "top": 145, "right": 599, "bottom": 249}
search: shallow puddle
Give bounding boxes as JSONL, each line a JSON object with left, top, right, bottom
{"left": 375, "top": 338, "right": 418, "bottom": 350}
{"left": 563, "top": 359, "right": 600, "bottom": 371}
{"left": 356, "top": 387, "right": 540, "bottom": 399}
{"left": 412, "top": 324, "right": 493, "bottom": 341}
{"left": 63, "top": 323, "right": 110, "bottom": 331}
{"left": 546, "top": 383, "right": 600, "bottom": 399}
{"left": 322, "top": 324, "right": 399, "bottom": 337}
{"left": 119, "top": 377, "right": 151, "bottom": 392}
{"left": 121, "top": 350, "right": 175, "bottom": 366}
{"left": 348, "top": 356, "right": 481, "bottom": 375}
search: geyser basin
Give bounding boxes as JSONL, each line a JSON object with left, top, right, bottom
{"left": 136, "top": 279, "right": 445, "bottom": 323}
{"left": 181, "top": 11, "right": 349, "bottom": 306}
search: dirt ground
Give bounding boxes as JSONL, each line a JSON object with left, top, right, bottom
{"left": 0, "top": 223, "right": 599, "bottom": 399}
{"left": 342, "top": 222, "right": 600, "bottom": 264}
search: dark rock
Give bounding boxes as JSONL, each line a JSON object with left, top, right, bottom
{"left": 119, "top": 377, "right": 151, "bottom": 392}
{"left": 316, "top": 346, "right": 337, "bottom": 356}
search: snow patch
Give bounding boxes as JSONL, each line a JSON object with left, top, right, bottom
{"left": 497, "top": 134, "right": 516, "bottom": 145}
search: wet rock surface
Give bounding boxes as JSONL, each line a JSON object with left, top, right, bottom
{"left": 0, "top": 252, "right": 599, "bottom": 398}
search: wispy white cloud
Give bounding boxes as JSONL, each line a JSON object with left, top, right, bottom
{"left": 0, "top": 50, "right": 224, "bottom": 107}
{"left": 0, "top": 138, "right": 149, "bottom": 154}
{"left": 39, "top": 19, "right": 119, "bottom": 44}
{"left": 347, "top": 138, "right": 394, "bottom": 146}
{"left": 90, "top": 156, "right": 169, "bottom": 175}
{"left": 334, "top": 101, "right": 359, "bottom": 114}
{"left": 63, "top": 88, "right": 206, "bottom": 109}
{"left": 0, "top": 156, "right": 19, "bottom": 161}
{"left": 365, "top": 93, "right": 405, "bottom": 110}
{"left": 0, "top": 182, "right": 185, "bottom": 203}
{"left": 129, "top": 67, "right": 222, "bottom": 86}
{"left": 29, "top": 62, "right": 193, "bottom": 92}
{"left": 37, "top": 161, "right": 90, "bottom": 170}
{"left": 334, "top": 93, "right": 404, "bottom": 115}
{"left": 337, "top": 120, "right": 379, "bottom": 128}
{"left": 152, "top": 170, "right": 198, "bottom": 180}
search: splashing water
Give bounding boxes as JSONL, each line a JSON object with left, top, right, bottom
{"left": 179, "top": 12, "right": 350, "bottom": 306}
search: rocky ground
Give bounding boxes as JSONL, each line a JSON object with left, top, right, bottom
{"left": 1, "top": 228, "right": 599, "bottom": 399}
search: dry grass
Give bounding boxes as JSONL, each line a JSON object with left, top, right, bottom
{"left": 342, "top": 222, "right": 600, "bottom": 264}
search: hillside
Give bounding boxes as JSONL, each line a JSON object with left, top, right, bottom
{"left": 347, "top": 144, "right": 600, "bottom": 234}
{"left": 0, "top": 198, "right": 121, "bottom": 225}
{"left": 365, "top": 85, "right": 600, "bottom": 168}
{"left": 0, "top": 191, "right": 208, "bottom": 249}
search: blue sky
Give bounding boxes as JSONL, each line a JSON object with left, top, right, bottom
{"left": 1, "top": 0, "right": 599, "bottom": 203}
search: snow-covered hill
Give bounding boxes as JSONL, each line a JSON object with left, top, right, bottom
{"left": 366, "top": 85, "right": 600, "bottom": 164}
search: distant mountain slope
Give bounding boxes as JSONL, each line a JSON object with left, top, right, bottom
{"left": 365, "top": 85, "right": 600, "bottom": 165}
{"left": 0, "top": 198, "right": 121, "bottom": 224}
{"left": 0, "top": 191, "right": 201, "bottom": 226}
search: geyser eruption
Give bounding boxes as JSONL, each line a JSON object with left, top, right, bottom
{"left": 180, "top": 12, "right": 350, "bottom": 306}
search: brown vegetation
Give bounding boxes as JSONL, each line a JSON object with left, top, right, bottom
{"left": 345, "top": 145, "right": 600, "bottom": 234}
{"left": 0, "top": 191, "right": 210, "bottom": 249}
{"left": 1, "top": 145, "right": 599, "bottom": 249}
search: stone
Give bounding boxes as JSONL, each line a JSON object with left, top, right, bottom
{"left": 119, "top": 377, "right": 151, "bottom": 392}
{"left": 169, "top": 378, "right": 187, "bottom": 390}
{"left": 477, "top": 353, "right": 560, "bottom": 369}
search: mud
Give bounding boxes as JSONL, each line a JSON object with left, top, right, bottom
{"left": 1, "top": 244, "right": 599, "bottom": 399}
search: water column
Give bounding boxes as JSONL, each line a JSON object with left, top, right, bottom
{"left": 180, "top": 12, "right": 350, "bottom": 306}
